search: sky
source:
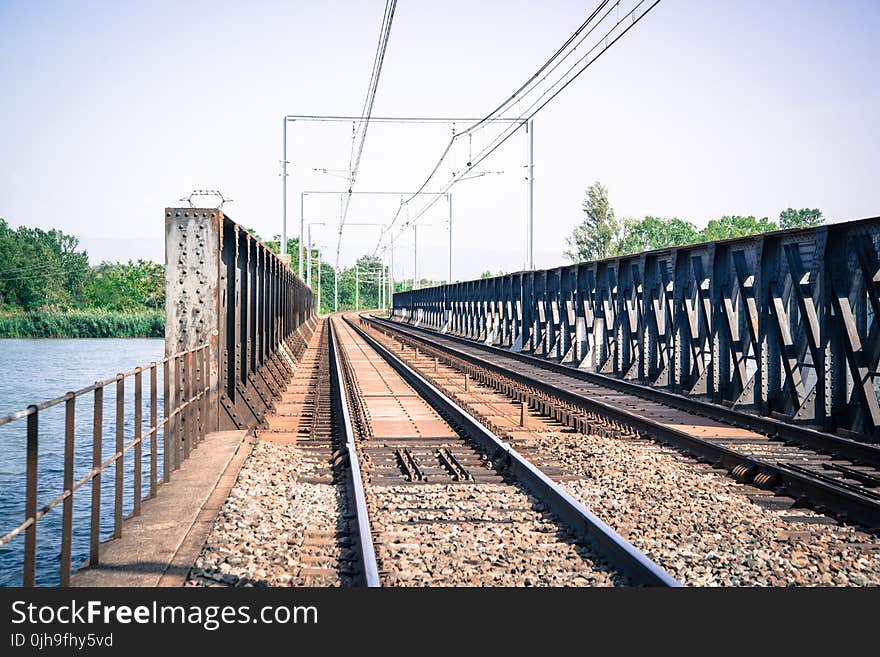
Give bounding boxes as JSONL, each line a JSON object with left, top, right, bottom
{"left": 1, "top": 0, "right": 878, "bottom": 283}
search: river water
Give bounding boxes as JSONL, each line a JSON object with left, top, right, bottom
{"left": 0, "top": 338, "right": 165, "bottom": 586}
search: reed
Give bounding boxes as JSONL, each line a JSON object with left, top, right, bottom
{"left": 0, "top": 309, "right": 164, "bottom": 338}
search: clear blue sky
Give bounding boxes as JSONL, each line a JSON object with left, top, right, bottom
{"left": 1, "top": 1, "right": 878, "bottom": 281}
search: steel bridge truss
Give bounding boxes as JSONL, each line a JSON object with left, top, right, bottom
{"left": 392, "top": 216, "right": 880, "bottom": 441}
{"left": 166, "top": 208, "right": 315, "bottom": 431}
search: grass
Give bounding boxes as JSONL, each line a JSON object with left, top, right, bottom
{"left": 0, "top": 309, "right": 164, "bottom": 338}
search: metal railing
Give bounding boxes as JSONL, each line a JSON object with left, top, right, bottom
{"left": 0, "top": 343, "right": 211, "bottom": 586}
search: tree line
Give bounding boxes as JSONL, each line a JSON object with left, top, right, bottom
{"left": 257, "top": 233, "right": 446, "bottom": 313}
{"left": 4, "top": 183, "right": 820, "bottom": 336}
{"left": 564, "top": 182, "right": 824, "bottom": 262}
{"left": 0, "top": 216, "right": 431, "bottom": 336}
{"left": 0, "top": 218, "right": 164, "bottom": 313}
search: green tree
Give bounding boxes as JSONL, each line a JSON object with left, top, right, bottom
{"left": 565, "top": 182, "right": 619, "bottom": 262}
{"left": 351, "top": 254, "right": 384, "bottom": 310}
{"left": 316, "top": 261, "right": 335, "bottom": 314}
{"left": 700, "top": 215, "right": 778, "bottom": 242}
{"left": 254, "top": 231, "right": 303, "bottom": 274}
{"left": 615, "top": 216, "right": 700, "bottom": 256}
{"left": 83, "top": 260, "right": 165, "bottom": 311}
{"left": 0, "top": 219, "right": 90, "bottom": 310}
{"left": 779, "top": 207, "right": 823, "bottom": 229}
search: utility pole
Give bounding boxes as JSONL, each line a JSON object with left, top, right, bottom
{"left": 528, "top": 119, "right": 534, "bottom": 271}
{"left": 447, "top": 193, "right": 453, "bottom": 284}
{"left": 299, "top": 191, "right": 305, "bottom": 279}
{"left": 334, "top": 267, "right": 338, "bottom": 313}
{"left": 317, "top": 251, "right": 322, "bottom": 313}
{"left": 413, "top": 225, "right": 418, "bottom": 291}
{"left": 306, "top": 222, "right": 325, "bottom": 289}
{"left": 355, "top": 264, "right": 359, "bottom": 310}
{"left": 389, "top": 240, "right": 395, "bottom": 310}
{"left": 306, "top": 226, "right": 312, "bottom": 288}
{"left": 282, "top": 117, "right": 287, "bottom": 259}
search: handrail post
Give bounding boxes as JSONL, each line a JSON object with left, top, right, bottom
{"left": 90, "top": 384, "right": 103, "bottom": 566}
{"left": 175, "top": 354, "right": 183, "bottom": 467}
{"left": 60, "top": 393, "right": 75, "bottom": 586}
{"left": 183, "top": 352, "right": 191, "bottom": 459}
{"left": 150, "top": 362, "right": 158, "bottom": 497}
{"left": 163, "top": 358, "right": 172, "bottom": 482}
{"left": 23, "top": 406, "right": 38, "bottom": 587}
{"left": 199, "top": 346, "right": 207, "bottom": 444}
{"left": 133, "top": 367, "right": 142, "bottom": 517}
{"left": 113, "top": 375, "right": 124, "bottom": 540}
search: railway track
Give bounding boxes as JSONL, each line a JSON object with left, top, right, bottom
{"left": 190, "top": 319, "right": 364, "bottom": 587}
{"left": 330, "top": 314, "right": 679, "bottom": 586}
{"left": 186, "top": 313, "right": 877, "bottom": 586}
{"left": 365, "top": 316, "right": 880, "bottom": 531}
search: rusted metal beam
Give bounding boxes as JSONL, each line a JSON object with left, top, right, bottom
{"left": 395, "top": 216, "right": 880, "bottom": 440}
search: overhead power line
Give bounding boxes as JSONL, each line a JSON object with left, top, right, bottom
{"left": 336, "top": 0, "right": 398, "bottom": 269}
{"left": 384, "top": 0, "right": 613, "bottom": 219}
{"left": 0, "top": 261, "right": 62, "bottom": 277}
{"left": 462, "top": 0, "right": 612, "bottom": 137}
{"left": 381, "top": 0, "right": 663, "bottom": 250}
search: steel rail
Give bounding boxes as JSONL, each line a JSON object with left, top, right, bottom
{"left": 344, "top": 315, "right": 680, "bottom": 587}
{"left": 368, "top": 316, "right": 880, "bottom": 528}
{"left": 328, "top": 320, "right": 381, "bottom": 587}
{"left": 371, "top": 317, "right": 880, "bottom": 467}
